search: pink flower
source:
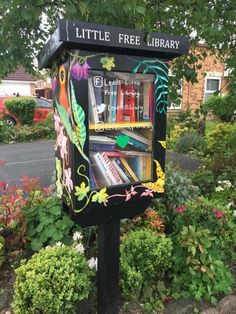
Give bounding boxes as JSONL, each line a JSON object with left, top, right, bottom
{"left": 60, "top": 134, "right": 68, "bottom": 159}
{"left": 125, "top": 186, "right": 138, "bottom": 201}
{"left": 71, "top": 62, "right": 91, "bottom": 80}
{"left": 54, "top": 110, "right": 60, "bottom": 132}
{"left": 64, "top": 168, "right": 73, "bottom": 193}
{"left": 214, "top": 210, "right": 225, "bottom": 219}
{"left": 81, "top": 62, "right": 90, "bottom": 79}
{"left": 176, "top": 206, "right": 186, "bottom": 214}
{"left": 0, "top": 181, "right": 8, "bottom": 190}
{"left": 141, "top": 189, "right": 154, "bottom": 197}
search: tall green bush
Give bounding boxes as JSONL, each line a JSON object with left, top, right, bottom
{"left": 12, "top": 245, "right": 95, "bottom": 314}
{"left": 175, "top": 132, "right": 206, "bottom": 155}
{"left": 5, "top": 97, "right": 36, "bottom": 125}
{"left": 201, "top": 94, "right": 236, "bottom": 122}
{"left": 120, "top": 229, "right": 172, "bottom": 303}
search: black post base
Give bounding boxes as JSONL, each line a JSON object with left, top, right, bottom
{"left": 97, "top": 220, "right": 120, "bottom": 314}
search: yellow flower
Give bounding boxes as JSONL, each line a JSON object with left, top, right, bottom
{"left": 75, "top": 182, "right": 89, "bottom": 201}
{"left": 92, "top": 188, "right": 109, "bottom": 204}
{"left": 100, "top": 57, "right": 115, "bottom": 71}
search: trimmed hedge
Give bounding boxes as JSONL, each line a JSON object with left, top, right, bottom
{"left": 5, "top": 97, "right": 36, "bottom": 125}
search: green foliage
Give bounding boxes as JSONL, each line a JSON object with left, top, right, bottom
{"left": 1, "top": 1, "right": 235, "bottom": 104}
{"left": 120, "top": 229, "right": 172, "bottom": 305}
{"left": 0, "top": 236, "right": 6, "bottom": 267}
{"left": 12, "top": 245, "right": 95, "bottom": 314}
{"left": 191, "top": 168, "right": 216, "bottom": 195}
{"left": 0, "top": 120, "right": 14, "bottom": 143}
{"left": 201, "top": 94, "right": 236, "bottom": 122}
{"left": 171, "top": 225, "right": 233, "bottom": 303}
{"left": 4, "top": 97, "right": 36, "bottom": 125}
{"left": 175, "top": 132, "right": 206, "bottom": 155}
{"left": 161, "top": 169, "right": 200, "bottom": 213}
{"left": 12, "top": 124, "right": 53, "bottom": 142}
{"left": 37, "top": 111, "right": 55, "bottom": 139}
{"left": 173, "top": 197, "right": 236, "bottom": 258}
{"left": 205, "top": 123, "right": 236, "bottom": 180}
{"left": 24, "top": 196, "right": 76, "bottom": 251}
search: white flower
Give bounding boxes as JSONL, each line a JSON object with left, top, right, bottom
{"left": 55, "top": 241, "right": 63, "bottom": 247}
{"left": 73, "top": 231, "right": 83, "bottom": 242}
{"left": 226, "top": 202, "right": 234, "bottom": 209}
{"left": 88, "top": 257, "right": 97, "bottom": 270}
{"left": 215, "top": 186, "right": 224, "bottom": 192}
{"left": 75, "top": 243, "right": 85, "bottom": 254}
{"left": 234, "top": 210, "right": 236, "bottom": 218}
{"left": 222, "top": 180, "right": 232, "bottom": 188}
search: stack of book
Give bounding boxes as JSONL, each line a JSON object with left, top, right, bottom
{"left": 89, "top": 131, "right": 152, "bottom": 188}
{"left": 88, "top": 74, "right": 154, "bottom": 124}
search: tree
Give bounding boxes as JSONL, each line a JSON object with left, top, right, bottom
{"left": 0, "top": 0, "right": 235, "bottom": 101}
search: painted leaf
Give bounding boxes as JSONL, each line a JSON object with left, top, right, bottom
{"left": 70, "top": 81, "right": 86, "bottom": 149}
{"left": 100, "top": 57, "right": 115, "bottom": 71}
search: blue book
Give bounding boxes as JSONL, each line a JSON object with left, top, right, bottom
{"left": 111, "top": 84, "right": 117, "bottom": 122}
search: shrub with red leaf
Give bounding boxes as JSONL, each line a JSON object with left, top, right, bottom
{"left": 0, "top": 174, "right": 50, "bottom": 252}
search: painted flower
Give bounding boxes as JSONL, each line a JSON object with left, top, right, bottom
{"left": 141, "top": 189, "right": 154, "bottom": 197}
{"left": 71, "top": 62, "right": 91, "bottom": 80}
{"left": 100, "top": 56, "right": 115, "bottom": 71}
{"left": 52, "top": 76, "right": 57, "bottom": 92}
{"left": 81, "top": 62, "right": 90, "bottom": 79}
{"left": 54, "top": 110, "right": 60, "bottom": 132}
{"left": 92, "top": 188, "right": 109, "bottom": 204}
{"left": 60, "top": 132, "right": 68, "bottom": 160}
{"left": 214, "top": 210, "right": 225, "bottom": 219}
{"left": 73, "top": 231, "right": 83, "bottom": 242}
{"left": 176, "top": 206, "right": 186, "bottom": 214}
{"left": 75, "top": 243, "right": 85, "bottom": 254}
{"left": 64, "top": 168, "right": 73, "bottom": 193}
{"left": 75, "top": 182, "right": 89, "bottom": 201}
{"left": 88, "top": 257, "right": 97, "bottom": 270}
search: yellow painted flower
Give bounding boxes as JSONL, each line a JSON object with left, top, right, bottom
{"left": 158, "top": 141, "right": 166, "bottom": 149}
{"left": 100, "top": 57, "right": 115, "bottom": 71}
{"left": 75, "top": 182, "right": 89, "bottom": 201}
{"left": 92, "top": 188, "right": 109, "bottom": 204}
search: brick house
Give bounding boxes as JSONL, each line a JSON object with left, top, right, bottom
{"left": 170, "top": 45, "right": 230, "bottom": 112}
{"left": 0, "top": 67, "right": 37, "bottom": 97}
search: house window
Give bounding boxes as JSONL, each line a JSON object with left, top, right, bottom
{"left": 204, "top": 77, "right": 221, "bottom": 100}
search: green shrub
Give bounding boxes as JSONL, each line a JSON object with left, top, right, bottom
{"left": 120, "top": 229, "right": 172, "bottom": 302}
{"left": 161, "top": 169, "right": 200, "bottom": 213}
{"left": 175, "top": 132, "right": 206, "bottom": 155}
{"left": 171, "top": 225, "right": 233, "bottom": 304}
{"left": 5, "top": 97, "right": 36, "bottom": 125}
{"left": 0, "top": 236, "right": 6, "bottom": 267}
{"left": 37, "top": 111, "right": 55, "bottom": 139}
{"left": 24, "top": 196, "right": 77, "bottom": 251}
{"left": 173, "top": 196, "right": 236, "bottom": 258}
{"left": 201, "top": 94, "right": 236, "bottom": 122}
{"left": 191, "top": 168, "right": 216, "bottom": 195}
{"left": 11, "top": 124, "right": 53, "bottom": 142}
{"left": 0, "top": 120, "right": 14, "bottom": 143}
{"left": 12, "top": 245, "right": 95, "bottom": 314}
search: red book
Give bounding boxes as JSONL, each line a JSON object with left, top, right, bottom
{"left": 117, "top": 84, "right": 124, "bottom": 122}
{"left": 124, "top": 84, "right": 135, "bottom": 122}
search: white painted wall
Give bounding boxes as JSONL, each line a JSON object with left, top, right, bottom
{"left": 0, "top": 80, "right": 33, "bottom": 96}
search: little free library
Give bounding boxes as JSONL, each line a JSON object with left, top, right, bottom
{"left": 39, "top": 19, "right": 188, "bottom": 314}
{"left": 39, "top": 20, "right": 189, "bottom": 226}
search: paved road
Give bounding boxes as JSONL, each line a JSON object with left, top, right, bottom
{"left": 0, "top": 140, "right": 55, "bottom": 187}
{"left": 0, "top": 140, "right": 201, "bottom": 188}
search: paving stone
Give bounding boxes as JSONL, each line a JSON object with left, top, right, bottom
{"left": 200, "top": 308, "right": 219, "bottom": 314}
{"left": 217, "top": 295, "right": 236, "bottom": 314}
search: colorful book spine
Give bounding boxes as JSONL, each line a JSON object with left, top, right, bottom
{"left": 101, "top": 152, "right": 123, "bottom": 184}
{"left": 111, "top": 84, "right": 117, "bottom": 122}
{"left": 91, "top": 153, "right": 112, "bottom": 185}
{"left": 116, "top": 84, "right": 124, "bottom": 122}
{"left": 111, "top": 159, "right": 130, "bottom": 183}
{"left": 143, "top": 82, "right": 151, "bottom": 121}
{"left": 114, "top": 158, "right": 135, "bottom": 182}
{"left": 89, "top": 143, "right": 116, "bottom": 151}
{"left": 120, "top": 157, "right": 140, "bottom": 181}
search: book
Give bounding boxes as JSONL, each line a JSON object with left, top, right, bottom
{"left": 111, "top": 84, "right": 117, "bottom": 122}
{"left": 143, "top": 82, "right": 151, "bottom": 121}
{"left": 120, "top": 157, "right": 140, "bottom": 181}
{"left": 111, "top": 159, "right": 130, "bottom": 183}
{"left": 101, "top": 152, "right": 123, "bottom": 185}
{"left": 116, "top": 84, "right": 124, "bottom": 123}
{"left": 120, "top": 129, "right": 151, "bottom": 146}
{"left": 89, "top": 143, "right": 117, "bottom": 151}
{"left": 90, "top": 152, "right": 112, "bottom": 186}
{"left": 113, "top": 158, "right": 135, "bottom": 182}
{"left": 123, "top": 84, "right": 136, "bottom": 122}
{"left": 90, "top": 135, "right": 116, "bottom": 145}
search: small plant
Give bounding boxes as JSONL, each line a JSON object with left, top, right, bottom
{"left": 120, "top": 229, "right": 172, "bottom": 309}
{"left": 5, "top": 97, "right": 36, "bottom": 125}
{"left": 0, "top": 120, "right": 14, "bottom": 143}
{"left": 0, "top": 236, "right": 6, "bottom": 267}
{"left": 130, "top": 208, "right": 165, "bottom": 233}
{"left": 12, "top": 242, "right": 96, "bottom": 314}
{"left": 24, "top": 196, "right": 77, "bottom": 251}
{"left": 175, "top": 132, "right": 206, "bottom": 155}
{"left": 171, "top": 225, "right": 233, "bottom": 303}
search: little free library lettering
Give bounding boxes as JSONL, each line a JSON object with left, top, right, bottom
{"left": 39, "top": 20, "right": 188, "bottom": 226}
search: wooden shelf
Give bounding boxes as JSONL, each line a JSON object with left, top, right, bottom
{"left": 89, "top": 121, "right": 152, "bottom": 130}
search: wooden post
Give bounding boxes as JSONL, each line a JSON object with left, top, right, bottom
{"left": 97, "top": 220, "right": 120, "bottom": 314}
